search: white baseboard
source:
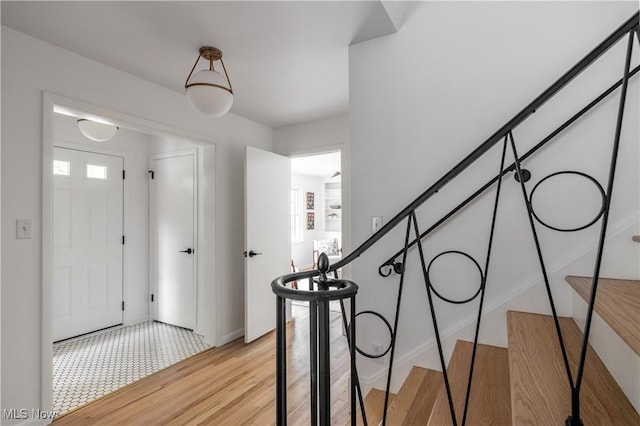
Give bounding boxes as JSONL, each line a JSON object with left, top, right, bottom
{"left": 217, "top": 328, "right": 244, "bottom": 346}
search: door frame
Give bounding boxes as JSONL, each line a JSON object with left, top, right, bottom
{"left": 42, "top": 93, "right": 217, "bottom": 412}
{"left": 287, "top": 145, "right": 351, "bottom": 279}
{"left": 149, "top": 149, "right": 199, "bottom": 332}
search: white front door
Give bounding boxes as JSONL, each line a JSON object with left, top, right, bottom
{"left": 150, "top": 151, "right": 197, "bottom": 330}
{"left": 244, "top": 146, "right": 291, "bottom": 343}
{"left": 53, "top": 147, "right": 124, "bottom": 341}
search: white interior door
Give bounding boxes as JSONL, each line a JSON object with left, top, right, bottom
{"left": 53, "top": 147, "right": 123, "bottom": 341}
{"left": 151, "top": 152, "right": 197, "bottom": 330}
{"left": 245, "top": 146, "right": 291, "bottom": 343}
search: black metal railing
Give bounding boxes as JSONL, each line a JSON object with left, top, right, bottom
{"left": 272, "top": 12, "right": 639, "bottom": 426}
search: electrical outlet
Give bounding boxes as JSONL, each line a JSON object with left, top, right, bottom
{"left": 371, "top": 216, "right": 383, "bottom": 233}
{"left": 371, "top": 343, "right": 384, "bottom": 364}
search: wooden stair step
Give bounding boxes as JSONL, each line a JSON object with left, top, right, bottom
{"left": 507, "top": 311, "right": 639, "bottom": 425}
{"left": 427, "top": 340, "right": 511, "bottom": 425}
{"left": 565, "top": 275, "right": 640, "bottom": 356}
{"left": 385, "top": 366, "right": 442, "bottom": 425}
{"left": 352, "top": 388, "right": 396, "bottom": 426}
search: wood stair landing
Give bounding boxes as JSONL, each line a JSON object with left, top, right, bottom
{"left": 354, "top": 388, "right": 396, "bottom": 426}
{"left": 508, "top": 311, "right": 639, "bottom": 425}
{"left": 384, "top": 366, "right": 442, "bottom": 425}
{"left": 565, "top": 275, "right": 640, "bottom": 356}
{"left": 427, "top": 340, "right": 511, "bottom": 425}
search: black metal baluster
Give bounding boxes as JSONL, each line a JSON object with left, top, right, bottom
{"left": 461, "top": 136, "right": 509, "bottom": 425}
{"left": 411, "top": 212, "right": 458, "bottom": 426}
{"left": 338, "top": 298, "right": 368, "bottom": 426}
{"left": 350, "top": 295, "right": 357, "bottom": 426}
{"left": 310, "top": 299, "right": 318, "bottom": 426}
{"left": 318, "top": 298, "right": 331, "bottom": 425}
{"left": 380, "top": 215, "right": 414, "bottom": 426}
{"left": 508, "top": 131, "right": 576, "bottom": 398}
{"left": 570, "top": 29, "right": 635, "bottom": 426}
{"left": 276, "top": 295, "right": 288, "bottom": 426}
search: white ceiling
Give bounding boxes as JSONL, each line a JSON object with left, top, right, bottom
{"left": 1, "top": 1, "right": 414, "bottom": 128}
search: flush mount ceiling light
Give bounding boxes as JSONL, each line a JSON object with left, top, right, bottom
{"left": 185, "top": 46, "right": 234, "bottom": 117}
{"left": 77, "top": 119, "right": 119, "bottom": 142}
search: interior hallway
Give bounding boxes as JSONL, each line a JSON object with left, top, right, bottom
{"left": 53, "top": 321, "right": 208, "bottom": 416}
{"left": 53, "top": 304, "right": 351, "bottom": 424}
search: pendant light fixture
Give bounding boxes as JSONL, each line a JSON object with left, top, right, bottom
{"left": 77, "top": 119, "right": 119, "bottom": 142}
{"left": 185, "top": 46, "right": 234, "bottom": 117}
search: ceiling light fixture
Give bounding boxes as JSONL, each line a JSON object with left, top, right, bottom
{"left": 185, "top": 46, "right": 234, "bottom": 117}
{"left": 77, "top": 119, "right": 119, "bottom": 142}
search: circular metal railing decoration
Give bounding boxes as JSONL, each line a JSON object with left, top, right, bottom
{"left": 427, "top": 250, "right": 484, "bottom": 304}
{"left": 529, "top": 170, "right": 606, "bottom": 232}
{"left": 351, "top": 310, "right": 394, "bottom": 359}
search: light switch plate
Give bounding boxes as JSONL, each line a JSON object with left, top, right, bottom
{"left": 16, "top": 219, "right": 32, "bottom": 239}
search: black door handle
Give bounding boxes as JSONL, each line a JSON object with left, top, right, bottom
{"left": 243, "top": 250, "right": 263, "bottom": 258}
{"left": 179, "top": 248, "right": 193, "bottom": 254}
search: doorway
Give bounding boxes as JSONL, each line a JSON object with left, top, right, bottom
{"left": 290, "top": 151, "right": 342, "bottom": 313}
{"left": 150, "top": 151, "right": 197, "bottom": 330}
{"left": 43, "top": 95, "right": 216, "bottom": 416}
{"left": 52, "top": 147, "right": 124, "bottom": 342}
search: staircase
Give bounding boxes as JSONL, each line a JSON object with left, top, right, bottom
{"left": 354, "top": 266, "right": 640, "bottom": 425}
{"left": 273, "top": 12, "right": 639, "bottom": 426}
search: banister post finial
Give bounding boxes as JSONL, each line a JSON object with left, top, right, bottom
{"left": 317, "top": 252, "right": 330, "bottom": 286}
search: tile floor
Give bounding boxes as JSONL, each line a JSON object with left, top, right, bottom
{"left": 53, "top": 321, "right": 209, "bottom": 416}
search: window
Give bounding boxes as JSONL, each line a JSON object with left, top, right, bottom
{"left": 291, "top": 188, "right": 303, "bottom": 242}
{"left": 86, "top": 164, "right": 107, "bottom": 180}
{"left": 53, "top": 160, "right": 71, "bottom": 176}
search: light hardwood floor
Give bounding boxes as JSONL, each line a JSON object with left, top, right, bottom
{"left": 54, "top": 304, "right": 352, "bottom": 425}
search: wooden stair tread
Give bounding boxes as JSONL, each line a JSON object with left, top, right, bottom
{"left": 385, "top": 366, "right": 442, "bottom": 425}
{"left": 427, "top": 340, "right": 511, "bottom": 425}
{"left": 507, "top": 311, "right": 639, "bottom": 425}
{"left": 565, "top": 275, "right": 640, "bottom": 356}
{"left": 353, "top": 388, "right": 396, "bottom": 426}
{"left": 401, "top": 368, "right": 443, "bottom": 425}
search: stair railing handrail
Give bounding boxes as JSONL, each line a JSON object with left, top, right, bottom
{"left": 330, "top": 11, "right": 638, "bottom": 273}
{"left": 272, "top": 11, "right": 639, "bottom": 426}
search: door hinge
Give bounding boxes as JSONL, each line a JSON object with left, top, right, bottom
{"left": 151, "top": 294, "right": 154, "bottom": 302}
{"left": 122, "top": 235, "right": 125, "bottom": 245}
{"left": 123, "top": 170, "right": 126, "bottom": 180}
{"left": 148, "top": 170, "right": 155, "bottom": 179}
{"left": 121, "top": 301, "right": 125, "bottom": 311}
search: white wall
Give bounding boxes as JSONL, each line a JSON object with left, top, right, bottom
{"left": 274, "top": 113, "right": 348, "bottom": 156}
{"left": 349, "top": 1, "right": 639, "bottom": 381}
{"left": 1, "top": 26, "right": 272, "bottom": 420}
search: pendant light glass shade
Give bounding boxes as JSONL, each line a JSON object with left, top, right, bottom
{"left": 77, "top": 119, "right": 119, "bottom": 142}
{"left": 185, "top": 46, "right": 234, "bottom": 117}
{"left": 186, "top": 70, "right": 234, "bottom": 117}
